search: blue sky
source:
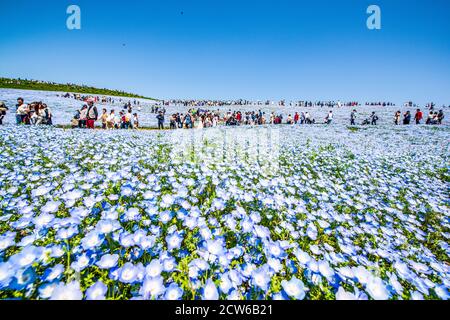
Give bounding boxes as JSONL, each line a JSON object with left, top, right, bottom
{"left": 0, "top": 0, "right": 449, "bottom": 103}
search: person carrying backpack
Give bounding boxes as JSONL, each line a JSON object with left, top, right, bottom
{"left": 371, "top": 112, "right": 379, "bottom": 125}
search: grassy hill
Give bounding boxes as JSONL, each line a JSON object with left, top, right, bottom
{"left": 0, "top": 77, "right": 157, "bottom": 100}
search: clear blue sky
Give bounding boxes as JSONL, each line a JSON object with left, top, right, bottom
{"left": 1, "top": 0, "right": 449, "bottom": 103}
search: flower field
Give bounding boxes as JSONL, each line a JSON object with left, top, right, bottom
{"left": 0, "top": 122, "right": 449, "bottom": 300}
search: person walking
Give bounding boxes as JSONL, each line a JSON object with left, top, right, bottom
{"left": 437, "top": 110, "right": 444, "bottom": 125}
{"left": 414, "top": 109, "right": 423, "bottom": 124}
{"left": 294, "top": 112, "right": 299, "bottom": 124}
{"left": 394, "top": 111, "right": 401, "bottom": 125}
{"left": 133, "top": 113, "right": 139, "bottom": 129}
{"left": 370, "top": 112, "right": 379, "bottom": 125}
{"left": 326, "top": 111, "right": 333, "bottom": 124}
{"left": 350, "top": 109, "right": 357, "bottom": 125}
{"left": 403, "top": 111, "right": 411, "bottom": 125}
{"left": 305, "top": 112, "right": 311, "bottom": 124}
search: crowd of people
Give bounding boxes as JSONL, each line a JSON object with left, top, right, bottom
{"left": 61, "top": 92, "right": 144, "bottom": 110}
{"left": 71, "top": 99, "right": 140, "bottom": 129}
{"left": 157, "top": 108, "right": 376, "bottom": 129}
{"left": 0, "top": 97, "right": 54, "bottom": 126}
{"left": 0, "top": 97, "right": 446, "bottom": 129}
{"left": 161, "top": 99, "right": 366, "bottom": 108}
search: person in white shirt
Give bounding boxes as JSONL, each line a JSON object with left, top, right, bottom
{"left": 326, "top": 111, "right": 333, "bottom": 124}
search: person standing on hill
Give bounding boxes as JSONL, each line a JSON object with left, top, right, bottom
{"left": 394, "top": 111, "right": 401, "bottom": 125}
{"left": 16, "top": 97, "right": 28, "bottom": 124}
{"left": 350, "top": 109, "right": 357, "bottom": 125}
{"left": 437, "top": 110, "right": 444, "bottom": 125}
{"left": 86, "top": 100, "right": 98, "bottom": 129}
{"left": 326, "top": 110, "right": 333, "bottom": 124}
{"left": 414, "top": 109, "right": 423, "bottom": 124}
{"left": 403, "top": 111, "right": 411, "bottom": 125}
{"left": 43, "top": 104, "right": 52, "bottom": 125}
{"left": 79, "top": 105, "right": 88, "bottom": 128}
{"left": 370, "top": 112, "right": 379, "bottom": 125}
{"left": 157, "top": 111, "right": 165, "bottom": 129}
{"left": 100, "top": 108, "right": 108, "bottom": 129}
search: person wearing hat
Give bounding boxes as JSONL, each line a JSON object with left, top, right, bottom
{"left": 86, "top": 100, "right": 98, "bottom": 129}
{"left": 0, "top": 101, "right": 8, "bottom": 125}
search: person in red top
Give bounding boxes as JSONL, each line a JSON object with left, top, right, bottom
{"left": 294, "top": 112, "right": 299, "bottom": 124}
{"left": 414, "top": 109, "right": 423, "bottom": 124}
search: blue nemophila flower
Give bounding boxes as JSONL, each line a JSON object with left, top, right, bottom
{"left": 219, "top": 273, "right": 233, "bottom": 295}
{"left": 81, "top": 231, "right": 104, "bottom": 250}
{"left": 41, "top": 201, "right": 61, "bottom": 214}
{"left": 50, "top": 281, "right": 83, "bottom": 300}
{"left": 161, "top": 194, "right": 174, "bottom": 207}
{"left": 71, "top": 252, "right": 93, "bottom": 272}
{"left": 166, "top": 233, "right": 183, "bottom": 251}
{"left": 121, "top": 185, "right": 134, "bottom": 197}
{"left": 281, "top": 277, "right": 307, "bottom": 300}
{"left": 140, "top": 276, "right": 165, "bottom": 299}
{"left": 96, "top": 254, "right": 119, "bottom": 269}
{"left": 165, "top": 282, "right": 184, "bottom": 300}
{"left": 203, "top": 278, "right": 219, "bottom": 300}
{"left": 118, "top": 262, "right": 139, "bottom": 284}
{"left": 64, "top": 189, "right": 83, "bottom": 201}
{"left": 57, "top": 226, "right": 78, "bottom": 240}
{"left": 410, "top": 291, "right": 424, "bottom": 300}
{"left": 39, "top": 282, "right": 58, "bottom": 299}
{"left": 34, "top": 213, "right": 55, "bottom": 229}
{"left": 336, "top": 287, "right": 359, "bottom": 300}
{"left": 146, "top": 259, "right": 163, "bottom": 277}
{"left": 10, "top": 246, "right": 44, "bottom": 269}
{"left": 86, "top": 281, "right": 108, "bottom": 300}
{"left": 10, "top": 267, "right": 37, "bottom": 291}
{"left": 33, "top": 186, "right": 51, "bottom": 197}
{"left": 251, "top": 265, "right": 271, "bottom": 291}
{"left": 318, "top": 260, "right": 335, "bottom": 279}
{"left": 434, "top": 286, "right": 450, "bottom": 300}
{"left": 96, "top": 219, "right": 121, "bottom": 234}
{"left": 205, "top": 238, "right": 225, "bottom": 257}
{"left": 160, "top": 211, "right": 173, "bottom": 224}
{"left": 124, "top": 208, "right": 141, "bottom": 221}
{"left": 306, "top": 223, "right": 318, "bottom": 240}
{"left": 0, "top": 262, "right": 14, "bottom": 289}
{"left": 43, "top": 264, "right": 64, "bottom": 282}
{"left": 365, "top": 276, "right": 391, "bottom": 300}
